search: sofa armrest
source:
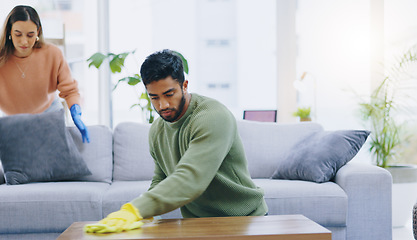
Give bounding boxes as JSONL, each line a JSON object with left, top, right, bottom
{"left": 335, "top": 162, "right": 392, "bottom": 240}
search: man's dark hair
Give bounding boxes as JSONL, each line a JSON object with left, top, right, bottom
{"left": 140, "top": 49, "right": 185, "bottom": 86}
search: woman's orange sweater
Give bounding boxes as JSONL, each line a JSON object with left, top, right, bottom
{"left": 0, "top": 44, "right": 80, "bottom": 115}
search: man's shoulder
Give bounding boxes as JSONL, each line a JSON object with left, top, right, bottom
{"left": 149, "top": 117, "right": 164, "bottom": 132}
{"left": 190, "top": 94, "right": 235, "bottom": 123}
{"left": 192, "top": 94, "right": 227, "bottom": 110}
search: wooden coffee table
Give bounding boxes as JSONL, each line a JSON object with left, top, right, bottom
{"left": 57, "top": 214, "right": 331, "bottom": 240}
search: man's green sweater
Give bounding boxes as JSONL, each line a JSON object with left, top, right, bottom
{"left": 131, "top": 94, "right": 268, "bottom": 218}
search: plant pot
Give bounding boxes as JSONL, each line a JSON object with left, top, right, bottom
{"left": 300, "top": 117, "right": 311, "bottom": 122}
{"left": 386, "top": 164, "right": 417, "bottom": 228}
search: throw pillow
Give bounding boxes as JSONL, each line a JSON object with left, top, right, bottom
{"left": 271, "top": 130, "right": 370, "bottom": 183}
{"left": 0, "top": 109, "right": 91, "bottom": 185}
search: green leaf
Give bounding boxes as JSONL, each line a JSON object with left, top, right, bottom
{"left": 139, "top": 92, "right": 149, "bottom": 100}
{"left": 138, "top": 92, "right": 155, "bottom": 123}
{"left": 128, "top": 75, "right": 142, "bottom": 86}
{"left": 293, "top": 107, "right": 311, "bottom": 118}
{"left": 112, "top": 76, "right": 139, "bottom": 90}
{"left": 109, "top": 52, "right": 130, "bottom": 73}
{"left": 87, "top": 52, "right": 107, "bottom": 69}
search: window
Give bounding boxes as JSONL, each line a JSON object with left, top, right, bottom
{"left": 108, "top": 0, "right": 277, "bottom": 126}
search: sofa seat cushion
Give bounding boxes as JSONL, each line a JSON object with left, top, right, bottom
{"left": 102, "top": 181, "right": 153, "bottom": 217}
{"left": 253, "top": 179, "right": 347, "bottom": 227}
{"left": 0, "top": 182, "right": 109, "bottom": 234}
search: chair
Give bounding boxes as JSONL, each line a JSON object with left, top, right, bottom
{"left": 243, "top": 110, "right": 277, "bottom": 122}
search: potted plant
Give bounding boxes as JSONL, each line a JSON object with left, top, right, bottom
{"left": 359, "top": 44, "right": 417, "bottom": 168}
{"left": 293, "top": 107, "right": 311, "bottom": 121}
{"left": 86, "top": 50, "right": 189, "bottom": 123}
{"left": 358, "top": 44, "right": 417, "bottom": 227}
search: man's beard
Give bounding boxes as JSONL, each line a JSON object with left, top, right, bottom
{"left": 156, "top": 92, "right": 186, "bottom": 122}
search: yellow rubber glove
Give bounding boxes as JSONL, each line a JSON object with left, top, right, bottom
{"left": 84, "top": 203, "right": 144, "bottom": 233}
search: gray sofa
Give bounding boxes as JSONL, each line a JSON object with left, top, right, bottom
{"left": 0, "top": 120, "right": 392, "bottom": 240}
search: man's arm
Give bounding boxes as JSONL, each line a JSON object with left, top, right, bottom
{"left": 148, "top": 159, "right": 166, "bottom": 191}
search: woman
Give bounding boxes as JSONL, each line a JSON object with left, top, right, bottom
{"left": 0, "top": 5, "right": 89, "bottom": 143}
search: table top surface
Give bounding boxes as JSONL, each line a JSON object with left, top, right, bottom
{"left": 57, "top": 214, "right": 331, "bottom": 240}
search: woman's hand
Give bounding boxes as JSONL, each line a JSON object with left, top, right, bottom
{"left": 70, "top": 104, "right": 90, "bottom": 143}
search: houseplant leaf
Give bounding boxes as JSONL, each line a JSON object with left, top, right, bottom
{"left": 109, "top": 52, "right": 130, "bottom": 73}
{"left": 87, "top": 52, "right": 107, "bottom": 68}
{"left": 358, "top": 44, "right": 417, "bottom": 168}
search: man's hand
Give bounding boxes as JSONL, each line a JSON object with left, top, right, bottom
{"left": 70, "top": 104, "right": 90, "bottom": 143}
{"left": 84, "top": 203, "right": 144, "bottom": 233}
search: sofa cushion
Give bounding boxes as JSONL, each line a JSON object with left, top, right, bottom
{"left": 237, "top": 120, "right": 324, "bottom": 178}
{"left": 68, "top": 126, "right": 113, "bottom": 183}
{"left": 0, "top": 110, "right": 91, "bottom": 185}
{"left": 102, "top": 181, "right": 182, "bottom": 219}
{"left": 113, "top": 122, "right": 155, "bottom": 181}
{"left": 102, "top": 181, "right": 152, "bottom": 216}
{"left": 271, "top": 130, "right": 370, "bottom": 183}
{"left": 253, "top": 178, "right": 348, "bottom": 227}
{"left": 0, "top": 182, "right": 109, "bottom": 234}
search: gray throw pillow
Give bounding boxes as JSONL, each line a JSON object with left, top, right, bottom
{"left": 271, "top": 130, "right": 370, "bottom": 183}
{"left": 0, "top": 109, "right": 91, "bottom": 185}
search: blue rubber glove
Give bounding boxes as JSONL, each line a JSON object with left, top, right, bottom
{"left": 70, "top": 104, "right": 90, "bottom": 143}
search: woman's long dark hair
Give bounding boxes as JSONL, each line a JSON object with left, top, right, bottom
{"left": 0, "top": 5, "right": 45, "bottom": 66}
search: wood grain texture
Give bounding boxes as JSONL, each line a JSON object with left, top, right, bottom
{"left": 57, "top": 215, "right": 331, "bottom": 240}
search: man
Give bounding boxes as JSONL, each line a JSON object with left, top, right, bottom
{"left": 85, "top": 49, "right": 267, "bottom": 233}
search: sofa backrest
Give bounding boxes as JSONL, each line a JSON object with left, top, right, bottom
{"left": 69, "top": 125, "right": 113, "bottom": 183}
{"left": 112, "top": 121, "right": 324, "bottom": 181}
{"left": 236, "top": 120, "right": 324, "bottom": 178}
{"left": 113, "top": 122, "right": 155, "bottom": 181}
